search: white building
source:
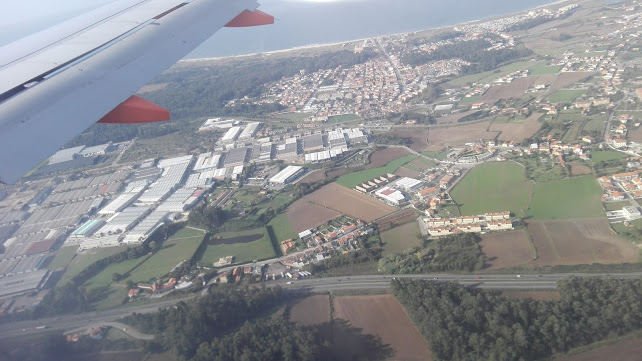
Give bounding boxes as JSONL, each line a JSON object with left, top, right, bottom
{"left": 221, "top": 126, "right": 241, "bottom": 142}
{"left": 375, "top": 187, "right": 406, "bottom": 206}
{"left": 394, "top": 177, "right": 424, "bottom": 192}
{"left": 270, "top": 166, "right": 305, "bottom": 184}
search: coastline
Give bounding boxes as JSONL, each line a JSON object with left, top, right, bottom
{"left": 180, "top": 0, "right": 575, "bottom": 63}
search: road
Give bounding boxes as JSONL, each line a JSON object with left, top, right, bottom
{"left": 2, "top": 272, "right": 640, "bottom": 340}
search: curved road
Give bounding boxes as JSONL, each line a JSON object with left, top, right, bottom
{"left": 1, "top": 272, "right": 641, "bottom": 340}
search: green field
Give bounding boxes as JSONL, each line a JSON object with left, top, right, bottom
{"left": 583, "top": 116, "right": 607, "bottom": 131}
{"left": 335, "top": 154, "right": 417, "bottom": 188}
{"left": 125, "top": 228, "right": 205, "bottom": 282}
{"left": 591, "top": 150, "right": 627, "bottom": 163}
{"left": 527, "top": 176, "right": 604, "bottom": 219}
{"left": 604, "top": 201, "right": 631, "bottom": 211}
{"left": 47, "top": 246, "right": 78, "bottom": 270}
{"left": 59, "top": 246, "right": 125, "bottom": 284}
{"left": 267, "top": 213, "right": 297, "bottom": 243}
{"left": 448, "top": 61, "right": 532, "bottom": 86}
{"left": 459, "top": 95, "right": 481, "bottom": 103}
{"left": 327, "top": 114, "right": 360, "bottom": 124}
{"left": 451, "top": 162, "right": 533, "bottom": 217}
{"left": 423, "top": 149, "right": 449, "bottom": 160}
{"left": 562, "top": 122, "right": 582, "bottom": 142}
{"left": 381, "top": 222, "right": 422, "bottom": 256}
{"left": 528, "top": 62, "right": 562, "bottom": 75}
{"left": 547, "top": 89, "right": 586, "bottom": 103}
{"left": 200, "top": 228, "right": 276, "bottom": 265}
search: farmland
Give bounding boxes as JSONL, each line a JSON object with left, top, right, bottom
{"left": 125, "top": 228, "right": 205, "bottom": 282}
{"left": 387, "top": 129, "right": 431, "bottom": 152}
{"left": 549, "top": 72, "right": 594, "bottom": 92}
{"left": 547, "top": 89, "right": 586, "bottom": 103}
{"left": 59, "top": 246, "right": 126, "bottom": 285}
{"left": 369, "top": 147, "right": 412, "bottom": 167}
{"left": 527, "top": 176, "right": 603, "bottom": 219}
{"left": 481, "top": 77, "right": 538, "bottom": 103}
{"left": 479, "top": 229, "right": 535, "bottom": 269}
{"left": 333, "top": 295, "right": 433, "bottom": 361}
{"left": 569, "top": 161, "right": 592, "bottom": 176}
{"left": 591, "top": 150, "right": 627, "bottom": 163}
{"left": 286, "top": 199, "right": 341, "bottom": 233}
{"left": 528, "top": 62, "right": 562, "bottom": 75}
{"left": 527, "top": 218, "right": 638, "bottom": 266}
{"left": 490, "top": 112, "right": 543, "bottom": 142}
{"left": 376, "top": 208, "right": 420, "bottom": 232}
{"left": 200, "top": 228, "right": 276, "bottom": 265}
{"left": 451, "top": 162, "right": 533, "bottom": 217}
{"left": 557, "top": 334, "right": 642, "bottom": 361}
{"left": 288, "top": 294, "right": 331, "bottom": 326}
{"left": 335, "top": 154, "right": 416, "bottom": 188}
{"left": 267, "top": 213, "right": 298, "bottom": 243}
{"left": 296, "top": 183, "right": 396, "bottom": 222}
{"left": 428, "top": 121, "right": 500, "bottom": 146}
{"left": 381, "top": 222, "right": 423, "bottom": 256}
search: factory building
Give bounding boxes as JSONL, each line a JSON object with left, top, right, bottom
{"left": 70, "top": 219, "right": 105, "bottom": 238}
{"left": 221, "top": 126, "right": 241, "bottom": 143}
{"left": 277, "top": 138, "right": 299, "bottom": 160}
{"left": 303, "top": 134, "right": 324, "bottom": 151}
{"left": 345, "top": 128, "right": 368, "bottom": 145}
{"left": 224, "top": 147, "right": 248, "bottom": 167}
{"left": 394, "top": 177, "right": 424, "bottom": 192}
{"left": 238, "top": 122, "right": 261, "bottom": 140}
{"left": 49, "top": 146, "right": 85, "bottom": 164}
{"left": 375, "top": 187, "right": 406, "bottom": 206}
{"left": 328, "top": 129, "right": 347, "bottom": 149}
{"left": 270, "top": 166, "right": 306, "bottom": 184}
{"left": 193, "top": 152, "right": 221, "bottom": 172}
{"left": 304, "top": 148, "right": 344, "bottom": 163}
{"left": 96, "top": 206, "right": 150, "bottom": 236}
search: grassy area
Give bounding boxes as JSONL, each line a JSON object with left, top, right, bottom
{"left": 59, "top": 246, "right": 125, "bottom": 285}
{"left": 381, "top": 222, "right": 422, "bottom": 256}
{"left": 584, "top": 115, "right": 607, "bottom": 131}
{"left": 327, "top": 114, "right": 360, "bottom": 124}
{"left": 451, "top": 162, "right": 533, "bottom": 217}
{"left": 335, "top": 154, "right": 417, "bottom": 188}
{"left": 267, "top": 213, "right": 298, "bottom": 243}
{"left": 604, "top": 201, "right": 631, "bottom": 211}
{"left": 459, "top": 95, "right": 481, "bottom": 103}
{"left": 527, "top": 176, "right": 604, "bottom": 219}
{"left": 518, "top": 156, "right": 567, "bottom": 183}
{"left": 47, "top": 246, "right": 78, "bottom": 270}
{"left": 448, "top": 61, "right": 532, "bottom": 86}
{"left": 409, "top": 157, "right": 437, "bottom": 170}
{"left": 547, "top": 89, "right": 586, "bottom": 103}
{"left": 200, "top": 228, "right": 276, "bottom": 265}
{"left": 125, "top": 230, "right": 205, "bottom": 283}
{"left": 611, "top": 218, "right": 642, "bottom": 244}
{"left": 423, "top": 149, "right": 449, "bottom": 160}
{"left": 270, "top": 112, "right": 311, "bottom": 123}
{"left": 557, "top": 110, "right": 586, "bottom": 122}
{"left": 591, "top": 150, "right": 627, "bottom": 163}
{"left": 527, "top": 62, "right": 562, "bottom": 75}
{"left": 562, "top": 122, "right": 582, "bottom": 143}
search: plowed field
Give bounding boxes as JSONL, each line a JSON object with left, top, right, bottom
{"left": 480, "top": 229, "right": 535, "bottom": 269}
{"left": 296, "top": 183, "right": 396, "bottom": 222}
{"left": 333, "top": 295, "right": 432, "bottom": 361}
{"left": 527, "top": 218, "right": 638, "bottom": 266}
{"left": 289, "top": 294, "right": 331, "bottom": 326}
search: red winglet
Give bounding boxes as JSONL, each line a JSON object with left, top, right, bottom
{"left": 98, "top": 95, "right": 170, "bottom": 124}
{"left": 225, "top": 9, "right": 274, "bottom": 27}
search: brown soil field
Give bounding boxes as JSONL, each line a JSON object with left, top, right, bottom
{"left": 502, "top": 291, "right": 560, "bottom": 301}
{"left": 569, "top": 161, "right": 592, "bottom": 176}
{"left": 299, "top": 183, "right": 396, "bottom": 222}
{"left": 388, "top": 129, "right": 431, "bottom": 152}
{"left": 480, "top": 229, "right": 536, "bottom": 269}
{"left": 299, "top": 169, "right": 326, "bottom": 184}
{"left": 286, "top": 200, "right": 341, "bottom": 232}
{"left": 549, "top": 72, "right": 594, "bottom": 92}
{"left": 533, "top": 74, "right": 557, "bottom": 86}
{"left": 376, "top": 209, "right": 419, "bottom": 232}
{"left": 394, "top": 166, "right": 421, "bottom": 178}
{"left": 429, "top": 121, "right": 500, "bottom": 146}
{"left": 289, "top": 294, "right": 331, "bottom": 326}
{"left": 435, "top": 110, "right": 476, "bottom": 125}
{"left": 627, "top": 126, "right": 642, "bottom": 143}
{"left": 333, "top": 295, "right": 433, "bottom": 361}
{"left": 482, "top": 77, "right": 538, "bottom": 103}
{"left": 558, "top": 335, "right": 642, "bottom": 361}
{"left": 491, "top": 112, "right": 543, "bottom": 142}
{"left": 527, "top": 218, "right": 638, "bottom": 266}
{"left": 370, "top": 147, "right": 412, "bottom": 167}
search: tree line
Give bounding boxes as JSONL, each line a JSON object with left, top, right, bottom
{"left": 378, "top": 233, "right": 486, "bottom": 274}
{"left": 392, "top": 277, "right": 642, "bottom": 361}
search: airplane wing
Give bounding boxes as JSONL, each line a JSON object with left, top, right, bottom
{"left": 0, "top": 0, "right": 273, "bottom": 184}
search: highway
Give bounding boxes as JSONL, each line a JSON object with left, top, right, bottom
{"left": 1, "top": 272, "right": 640, "bottom": 340}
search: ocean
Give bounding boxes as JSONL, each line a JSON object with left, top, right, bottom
{"left": 187, "top": 0, "right": 566, "bottom": 58}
